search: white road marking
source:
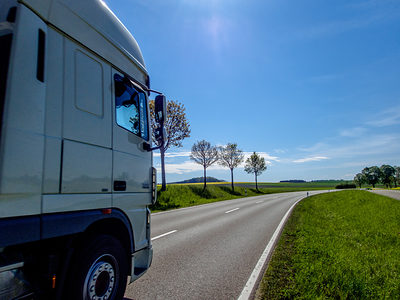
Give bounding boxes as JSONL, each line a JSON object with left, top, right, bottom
{"left": 151, "top": 230, "right": 178, "bottom": 241}
{"left": 237, "top": 197, "right": 304, "bottom": 300}
{"left": 225, "top": 208, "right": 240, "bottom": 214}
{"left": 255, "top": 201, "right": 263, "bottom": 204}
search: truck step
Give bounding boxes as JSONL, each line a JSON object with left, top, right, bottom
{"left": 0, "top": 262, "right": 24, "bottom": 273}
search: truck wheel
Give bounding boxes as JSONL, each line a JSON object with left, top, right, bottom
{"left": 65, "top": 235, "right": 128, "bottom": 300}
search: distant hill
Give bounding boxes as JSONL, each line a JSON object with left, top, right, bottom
{"left": 311, "top": 180, "right": 346, "bottom": 183}
{"left": 280, "top": 180, "right": 306, "bottom": 183}
{"left": 171, "top": 177, "right": 226, "bottom": 184}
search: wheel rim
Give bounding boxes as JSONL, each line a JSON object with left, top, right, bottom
{"left": 83, "top": 254, "right": 118, "bottom": 300}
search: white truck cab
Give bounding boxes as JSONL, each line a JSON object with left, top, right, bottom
{"left": 0, "top": 0, "right": 165, "bottom": 299}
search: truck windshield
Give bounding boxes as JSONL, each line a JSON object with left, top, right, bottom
{"left": 0, "top": 33, "right": 13, "bottom": 122}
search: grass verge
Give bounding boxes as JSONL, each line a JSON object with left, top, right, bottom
{"left": 257, "top": 190, "right": 400, "bottom": 299}
{"left": 150, "top": 184, "right": 330, "bottom": 212}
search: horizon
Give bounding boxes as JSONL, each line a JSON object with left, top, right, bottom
{"left": 168, "top": 176, "right": 352, "bottom": 184}
{"left": 107, "top": 0, "right": 400, "bottom": 183}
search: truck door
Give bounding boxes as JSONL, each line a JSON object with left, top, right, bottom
{"left": 59, "top": 39, "right": 112, "bottom": 210}
{"left": 0, "top": 4, "right": 46, "bottom": 218}
{"left": 112, "top": 69, "right": 152, "bottom": 250}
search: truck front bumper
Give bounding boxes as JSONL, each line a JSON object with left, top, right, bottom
{"left": 129, "top": 244, "right": 153, "bottom": 283}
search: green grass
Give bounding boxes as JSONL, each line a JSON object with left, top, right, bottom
{"left": 257, "top": 190, "right": 400, "bottom": 299}
{"left": 150, "top": 184, "right": 334, "bottom": 212}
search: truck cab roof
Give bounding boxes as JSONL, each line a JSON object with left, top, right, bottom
{"left": 21, "top": 0, "right": 148, "bottom": 81}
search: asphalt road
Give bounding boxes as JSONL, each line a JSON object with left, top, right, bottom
{"left": 124, "top": 190, "right": 330, "bottom": 300}
{"left": 370, "top": 189, "right": 400, "bottom": 201}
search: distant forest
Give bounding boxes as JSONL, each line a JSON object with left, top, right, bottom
{"left": 280, "top": 180, "right": 306, "bottom": 183}
{"left": 280, "top": 180, "right": 345, "bottom": 183}
{"left": 170, "top": 177, "right": 226, "bottom": 184}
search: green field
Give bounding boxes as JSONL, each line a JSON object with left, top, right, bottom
{"left": 257, "top": 190, "right": 400, "bottom": 299}
{"left": 220, "top": 180, "right": 348, "bottom": 189}
{"left": 150, "top": 182, "right": 341, "bottom": 212}
{"left": 168, "top": 180, "right": 348, "bottom": 188}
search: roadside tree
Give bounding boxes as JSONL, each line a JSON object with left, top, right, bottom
{"left": 362, "top": 166, "right": 382, "bottom": 188}
{"left": 380, "top": 164, "right": 395, "bottom": 188}
{"left": 190, "top": 140, "right": 219, "bottom": 191}
{"left": 354, "top": 173, "right": 366, "bottom": 188}
{"left": 244, "top": 152, "right": 267, "bottom": 191}
{"left": 218, "top": 143, "right": 244, "bottom": 192}
{"left": 394, "top": 166, "right": 400, "bottom": 188}
{"left": 150, "top": 100, "right": 191, "bottom": 191}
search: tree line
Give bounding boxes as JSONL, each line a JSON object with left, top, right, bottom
{"left": 190, "top": 140, "right": 267, "bottom": 192}
{"left": 149, "top": 100, "right": 267, "bottom": 192}
{"left": 354, "top": 165, "right": 400, "bottom": 188}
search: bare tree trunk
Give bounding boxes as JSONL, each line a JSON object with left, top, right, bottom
{"left": 255, "top": 173, "right": 258, "bottom": 191}
{"left": 231, "top": 168, "right": 234, "bottom": 192}
{"left": 160, "top": 146, "right": 166, "bottom": 191}
{"left": 203, "top": 166, "right": 207, "bottom": 191}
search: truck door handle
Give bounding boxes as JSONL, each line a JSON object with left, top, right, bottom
{"left": 114, "top": 181, "right": 126, "bottom": 191}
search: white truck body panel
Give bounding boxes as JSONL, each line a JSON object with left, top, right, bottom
{"left": 22, "top": 0, "right": 148, "bottom": 84}
{"left": 42, "top": 27, "right": 63, "bottom": 194}
{"left": 61, "top": 140, "right": 113, "bottom": 194}
{"left": 42, "top": 194, "right": 111, "bottom": 214}
{"left": 0, "top": 4, "right": 46, "bottom": 218}
{"left": 63, "top": 39, "right": 112, "bottom": 148}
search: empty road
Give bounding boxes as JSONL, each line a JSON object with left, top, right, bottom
{"left": 124, "top": 190, "right": 330, "bottom": 300}
{"left": 370, "top": 189, "right": 400, "bottom": 201}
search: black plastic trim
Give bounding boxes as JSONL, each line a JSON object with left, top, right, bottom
{"left": 0, "top": 34, "right": 13, "bottom": 139}
{"left": 0, "top": 215, "right": 41, "bottom": 248}
{"left": 6, "top": 6, "right": 17, "bottom": 23}
{"left": 114, "top": 180, "right": 127, "bottom": 191}
{"left": 41, "top": 209, "right": 133, "bottom": 246}
{"left": 36, "top": 29, "right": 45, "bottom": 82}
{"left": 0, "top": 209, "right": 134, "bottom": 252}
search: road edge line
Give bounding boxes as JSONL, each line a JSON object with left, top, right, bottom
{"left": 237, "top": 196, "right": 305, "bottom": 300}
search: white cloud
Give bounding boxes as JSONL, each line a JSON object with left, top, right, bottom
{"left": 342, "top": 173, "right": 355, "bottom": 179}
{"left": 241, "top": 152, "right": 280, "bottom": 167}
{"left": 154, "top": 150, "right": 280, "bottom": 174}
{"left": 367, "top": 106, "right": 400, "bottom": 127}
{"left": 293, "top": 156, "right": 329, "bottom": 163}
{"left": 317, "top": 134, "right": 399, "bottom": 158}
{"left": 243, "top": 152, "right": 280, "bottom": 162}
{"left": 301, "top": 73, "right": 339, "bottom": 84}
{"left": 159, "top": 160, "right": 225, "bottom": 175}
{"left": 298, "top": 142, "right": 327, "bottom": 153}
{"left": 340, "top": 127, "right": 367, "bottom": 137}
{"left": 153, "top": 151, "right": 191, "bottom": 158}
{"left": 292, "top": 8, "right": 399, "bottom": 41}
{"left": 274, "top": 148, "right": 287, "bottom": 154}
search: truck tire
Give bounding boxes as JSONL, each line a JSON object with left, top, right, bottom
{"left": 65, "top": 234, "right": 128, "bottom": 300}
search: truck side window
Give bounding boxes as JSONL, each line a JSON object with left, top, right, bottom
{"left": 114, "top": 74, "right": 148, "bottom": 140}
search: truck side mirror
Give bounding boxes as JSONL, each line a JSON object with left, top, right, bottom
{"left": 154, "top": 95, "right": 167, "bottom": 145}
{"left": 144, "top": 94, "right": 167, "bottom": 152}
{"left": 154, "top": 95, "right": 166, "bottom": 125}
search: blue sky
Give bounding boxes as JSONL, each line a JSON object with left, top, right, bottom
{"left": 106, "top": 0, "right": 400, "bottom": 183}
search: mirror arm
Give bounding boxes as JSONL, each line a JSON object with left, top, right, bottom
{"left": 143, "top": 142, "right": 163, "bottom": 152}
{"left": 147, "top": 89, "right": 164, "bottom": 95}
